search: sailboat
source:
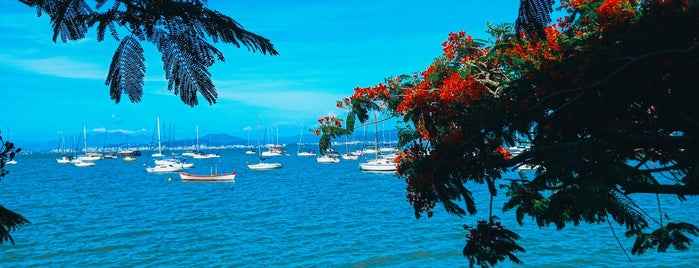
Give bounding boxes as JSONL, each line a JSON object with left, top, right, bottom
{"left": 245, "top": 130, "right": 256, "bottom": 155}
{"left": 102, "top": 129, "right": 118, "bottom": 159}
{"left": 75, "top": 125, "right": 102, "bottom": 163}
{"left": 191, "top": 125, "right": 220, "bottom": 159}
{"left": 247, "top": 118, "right": 282, "bottom": 170}
{"left": 152, "top": 117, "right": 164, "bottom": 157}
{"left": 341, "top": 135, "right": 360, "bottom": 160}
{"left": 261, "top": 127, "right": 285, "bottom": 156}
{"left": 359, "top": 113, "right": 397, "bottom": 172}
{"left": 56, "top": 131, "right": 73, "bottom": 163}
{"left": 297, "top": 122, "right": 316, "bottom": 156}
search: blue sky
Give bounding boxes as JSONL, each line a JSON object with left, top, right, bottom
{"left": 0, "top": 1, "right": 519, "bottom": 146}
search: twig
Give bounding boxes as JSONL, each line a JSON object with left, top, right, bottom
{"left": 606, "top": 211, "right": 633, "bottom": 263}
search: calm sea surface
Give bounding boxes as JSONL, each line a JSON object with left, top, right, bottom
{"left": 1, "top": 149, "right": 697, "bottom": 267}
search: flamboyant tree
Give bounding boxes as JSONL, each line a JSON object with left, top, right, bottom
{"left": 1, "top": 0, "right": 278, "bottom": 245}
{"left": 317, "top": 0, "right": 699, "bottom": 266}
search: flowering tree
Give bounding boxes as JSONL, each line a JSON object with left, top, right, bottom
{"left": 317, "top": 0, "right": 699, "bottom": 266}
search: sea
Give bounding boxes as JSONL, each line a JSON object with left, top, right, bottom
{"left": 1, "top": 148, "right": 697, "bottom": 267}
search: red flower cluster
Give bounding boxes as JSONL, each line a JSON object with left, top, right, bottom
{"left": 496, "top": 145, "right": 513, "bottom": 160}
{"left": 350, "top": 83, "right": 391, "bottom": 103}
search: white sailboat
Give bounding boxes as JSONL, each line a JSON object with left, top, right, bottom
{"left": 56, "top": 131, "right": 72, "bottom": 164}
{"left": 261, "top": 127, "right": 285, "bottom": 156}
{"left": 247, "top": 118, "right": 282, "bottom": 170}
{"left": 152, "top": 116, "right": 164, "bottom": 157}
{"left": 245, "top": 131, "right": 256, "bottom": 155}
{"left": 297, "top": 122, "right": 316, "bottom": 156}
{"left": 191, "top": 125, "right": 220, "bottom": 159}
{"left": 75, "top": 125, "right": 102, "bottom": 163}
{"left": 341, "top": 136, "right": 360, "bottom": 160}
{"left": 359, "top": 113, "right": 397, "bottom": 172}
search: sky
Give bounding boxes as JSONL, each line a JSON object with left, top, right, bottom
{"left": 0, "top": 0, "right": 520, "bottom": 148}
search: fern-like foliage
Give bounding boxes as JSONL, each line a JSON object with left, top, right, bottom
{"left": 20, "top": 0, "right": 93, "bottom": 42}
{"left": 107, "top": 35, "right": 145, "bottom": 103}
{"left": 464, "top": 218, "right": 524, "bottom": 268}
{"left": 629, "top": 222, "right": 699, "bottom": 255}
{"left": 0, "top": 206, "right": 31, "bottom": 245}
{"left": 21, "top": 0, "right": 279, "bottom": 106}
{"left": 0, "top": 136, "right": 28, "bottom": 246}
{"left": 514, "top": 0, "right": 555, "bottom": 40}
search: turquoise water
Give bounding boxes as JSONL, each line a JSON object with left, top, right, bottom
{"left": 1, "top": 150, "right": 697, "bottom": 267}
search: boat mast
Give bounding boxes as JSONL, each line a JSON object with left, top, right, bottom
{"left": 298, "top": 122, "right": 304, "bottom": 154}
{"left": 373, "top": 112, "right": 379, "bottom": 160}
{"left": 83, "top": 124, "right": 88, "bottom": 154}
{"left": 156, "top": 116, "right": 162, "bottom": 155}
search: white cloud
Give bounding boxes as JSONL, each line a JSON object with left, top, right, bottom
{"left": 13, "top": 56, "right": 106, "bottom": 79}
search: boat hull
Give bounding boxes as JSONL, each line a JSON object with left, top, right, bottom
{"left": 316, "top": 155, "right": 340, "bottom": 163}
{"left": 359, "top": 159, "right": 396, "bottom": 171}
{"left": 179, "top": 172, "right": 236, "bottom": 182}
{"left": 146, "top": 164, "right": 182, "bottom": 173}
{"left": 247, "top": 163, "right": 282, "bottom": 170}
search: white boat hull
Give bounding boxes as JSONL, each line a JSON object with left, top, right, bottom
{"left": 317, "top": 155, "right": 340, "bottom": 163}
{"left": 72, "top": 160, "right": 95, "bottom": 167}
{"left": 341, "top": 154, "right": 359, "bottom": 160}
{"left": 146, "top": 164, "right": 183, "bottom": 173}
{"left": 179, "top": 172, "right": 236, "bottom": 182}
{"left": 261, "top": 151, "right": 281, "bottom": 157}
{"left": 77, "top": 155, "right": 102, "bottom": 161}
{"left": 247, "top": 162, "right": 282, "bottom": 170}
{"left": 359, "top": 158, "right": 397, "bottom": 171}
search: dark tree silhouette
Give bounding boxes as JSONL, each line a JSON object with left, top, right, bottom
{"left": 20, "top": 0, "right": 279, "bottom": 106}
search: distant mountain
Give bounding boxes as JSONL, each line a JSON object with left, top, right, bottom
{"left": 13, "top": 129, "right": 389, "bottom": 152}
{"left": 185, "top": 133, "right": 245, "bottom": 147}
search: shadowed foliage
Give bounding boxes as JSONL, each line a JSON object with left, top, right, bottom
{"left": 0, "top": 134, "right": 28, "bottom": 245}
{"left": 20, "top": 0, "right": 279, "bottom": 106}
{"left": 317, "top": 0, "right": 699, "bottom": 266}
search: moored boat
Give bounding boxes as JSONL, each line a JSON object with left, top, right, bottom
{"left": 56, "top": 155, "right": 73, "bottom": 164}
{"left": 179, "top": 171, "right": 236, "bottom": 182}
{"left": 317, "top": 154, "right": 340, "bottom": 163}
{"left": 359, "top": 157, "right": 397, "bottom": 172}
{"left": 146, "top": 163, "right": 182, "bottom": 173}
{"left": 72, "top": 159, "right": 95, "bottom": 167}
{"left": 247, "top": 162, "right": 283, "bottom": 170}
